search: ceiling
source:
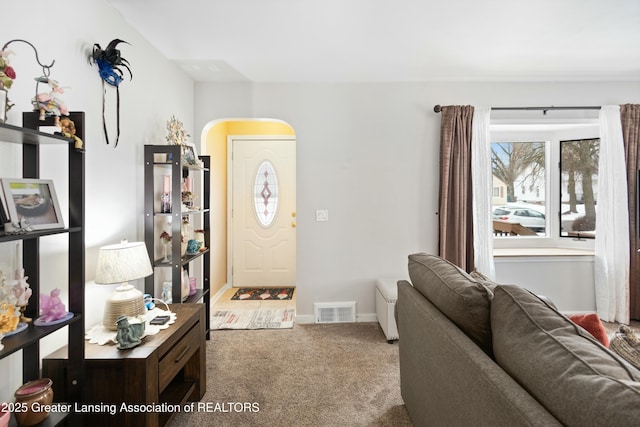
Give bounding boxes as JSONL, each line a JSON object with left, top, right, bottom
{"left": 105, "top": 0, "right": 640, "bottom": 83}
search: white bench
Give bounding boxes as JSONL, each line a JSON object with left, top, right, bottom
{"left": 376, "top": 278, "right": 400, "bottom": 343}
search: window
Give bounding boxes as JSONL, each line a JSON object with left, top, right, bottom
{"left": 560, "top": 138, "right": 599, "bottom": 238}
{"left": 491, "top": 141, "right": 547, "bottom": 237}
{"left": 490, "top": 120, "right": 599, "bottom": 250}
{"left": 254, "top": 160, "right": 279, "bottom": 227}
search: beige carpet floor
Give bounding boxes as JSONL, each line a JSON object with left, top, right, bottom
{"left": 170, "top": 322, "right": 412, "bottom": 427}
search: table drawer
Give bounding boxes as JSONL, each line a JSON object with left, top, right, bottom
{"left": 158, "top": 323, "right": 200, "bottom": 391}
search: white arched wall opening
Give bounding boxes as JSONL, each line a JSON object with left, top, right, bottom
{"left": 199, "top": 118, "right": 296, "bottom": 300}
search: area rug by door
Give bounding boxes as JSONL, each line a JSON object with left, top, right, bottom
{"left": 211, "top": 307, "right": 295, "bottom": 330}
{"left": 231, "top": 287, "right": 295, "bottom": 300}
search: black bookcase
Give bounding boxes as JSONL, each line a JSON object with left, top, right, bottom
{"left": 0, "top": 111, "right": 85, "bottom": 426}
{"left": 143, "top": 144, "right": 210, "bottom": 339}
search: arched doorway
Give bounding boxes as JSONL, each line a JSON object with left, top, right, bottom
{"left": 200, "top": 118, "right": 296, "bottom": 298}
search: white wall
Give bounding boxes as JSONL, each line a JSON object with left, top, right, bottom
{"left": 1, "top": 0, "right": 194, "bottom": 401}
{"left": 195, "top": 81, "right": 640, "bottom": 322}
{"left": 494, "top": 255, "right": 596, "bottom": 312}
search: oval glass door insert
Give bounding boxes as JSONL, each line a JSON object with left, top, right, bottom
{"left": 254, "top": 160, "right": 279, "bottom": 227}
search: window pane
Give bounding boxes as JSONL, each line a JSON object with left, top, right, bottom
{"left": 254, "top": 160, "right": 279, "bottom": 227}
{"left": 560, "top": 138, "right": 599, "bottom": 238}
{"left": 491, "top": 142, "right": 546, "bottom": 237}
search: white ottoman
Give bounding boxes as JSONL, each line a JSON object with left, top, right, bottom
{"left": 376, "top": 278, "right": 399, "bottom": 343}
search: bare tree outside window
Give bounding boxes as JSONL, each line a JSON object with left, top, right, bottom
{"left": 560, "top": 138, "right": 599, "bottom": 238}
{"left": 491, "top": 142, "right": 546, "bottom": 237}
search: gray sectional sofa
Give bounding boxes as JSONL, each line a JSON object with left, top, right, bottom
{"left": 396, "top": 253, "right": 640, "bottom": 427}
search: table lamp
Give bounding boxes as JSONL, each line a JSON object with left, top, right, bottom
{"left": 95, "top": 239, "right": 153, "bottom": 331}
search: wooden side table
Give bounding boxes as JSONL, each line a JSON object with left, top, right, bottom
{"left": 43, "top": 304, "right": 206, "bottom": 427}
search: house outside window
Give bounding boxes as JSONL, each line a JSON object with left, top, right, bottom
{"left": 491, "top": 141, "right": 547, "bottom": 237}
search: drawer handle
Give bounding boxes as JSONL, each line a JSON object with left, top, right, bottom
{"left": 175, "top": 345, "right": 191, "bottom": 364}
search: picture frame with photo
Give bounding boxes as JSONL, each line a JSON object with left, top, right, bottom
{"left": 0, "top": 194, "right": 8, "bottom": 225}
{"left": 181, "top": 142, "right": 199, "bottom": 166}
{"left": 1, "top": 178, "right": 65, "bottom": 230}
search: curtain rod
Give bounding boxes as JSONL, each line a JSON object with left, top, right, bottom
{"left": 432, "top": 105, "right": 601, "bottom": 113}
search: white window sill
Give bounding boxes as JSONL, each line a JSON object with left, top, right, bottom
{"left": 493, "top": 247, "right": 595, "bottom": 257}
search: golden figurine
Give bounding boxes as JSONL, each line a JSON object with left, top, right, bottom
{"left": 59, "top": 117, "right": 83, "bottom": 150}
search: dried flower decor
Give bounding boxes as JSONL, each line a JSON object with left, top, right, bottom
{"left": 160, "top": 231, "right": 172, "bottom": 243}
{"left": 0, "top": 48, "right": 16, "bottom": 114}
{"left": 166, "top": 115, "right": 190, "bottom": 145}
{"left": 0, "top": 49, "right": 16, "bottom": 90}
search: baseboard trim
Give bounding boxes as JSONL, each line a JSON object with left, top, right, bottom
{"left": 211, "top": 283, "right": 231, "bottom": 304}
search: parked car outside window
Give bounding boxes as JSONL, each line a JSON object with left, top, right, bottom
{"left": 492, "top": 206, "right": 546, "bottom": 232}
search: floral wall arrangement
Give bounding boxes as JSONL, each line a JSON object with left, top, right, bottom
{"left": 0, "top": 48, "right": 16, "bottom": 118}
{"left": 166, "top": 114, "right": 190, "bottom": 145}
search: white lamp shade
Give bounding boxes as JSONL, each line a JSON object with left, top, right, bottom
{"left": 95, "top": 240, "right": 152, "bottom": 330}
{"left": 95, "top": 240, "right": 152, "bottom": 284}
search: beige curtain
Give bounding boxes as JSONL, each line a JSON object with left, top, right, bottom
{"left": 438, "top": 105, "right": 475, "bottom": 271}
{"left": 621, "top": 104, "right": 640, "bottom": 320}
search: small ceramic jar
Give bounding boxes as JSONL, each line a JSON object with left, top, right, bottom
{"left": 13, "top": 378, "right": 53, "bottom": 426}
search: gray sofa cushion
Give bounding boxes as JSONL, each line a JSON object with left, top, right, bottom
{"left": 492, "top": 284, "right": 640, "bottom": 427}
{"left": 408, "top": 253, "right": 493, "bottom": 356}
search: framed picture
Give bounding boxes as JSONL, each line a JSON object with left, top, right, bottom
{"left": 0, "top": 194, "right": 7, "bottom": 225}
{"left": 153, "top": 153, "right": 168, "bottom": 163}
{"left": 0, "top": 89, "right": 6, "bottom": 123}
{"left": 1, "top": 178, "right": 64, "bottom": 230}
{"left": 181, "top": 143, "right": 198, "bottom": 166}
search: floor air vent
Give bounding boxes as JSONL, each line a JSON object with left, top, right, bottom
{"left": 314, "top": 302, "right": 356, "bottom": 323}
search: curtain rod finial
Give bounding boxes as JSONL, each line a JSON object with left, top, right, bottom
{"left": 433, "top": 105, "right": 442, "bottom": 113}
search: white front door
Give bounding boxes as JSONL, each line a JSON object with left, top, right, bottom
{"left": 230, "top": 137, "right": 296, "bottom": 286}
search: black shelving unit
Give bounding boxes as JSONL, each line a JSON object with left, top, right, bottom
{"left": 0, "top": 111, "right": 85, "bottom": 426}
{"left": 143, "top": 144, "right": 210, "bottom": 339}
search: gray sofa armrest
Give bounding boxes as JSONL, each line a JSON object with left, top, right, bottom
{"left": 396, "top": 280, "right": 560, "bottom": 427}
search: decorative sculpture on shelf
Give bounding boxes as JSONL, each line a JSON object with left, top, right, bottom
{"left": 38, "top": 289, "right": 68, "bottom": 323}
{"left": 89, "top": 39, "right": 133, "bottom": 147}
{"left": 10, "top": 242, "right": 32, "bottom": 323}
{"left": 58, "top": 117, "right": 83, "bottom": 150}
{"left": 115, "top": 315, "right": 144, "bottom": 350}
{"left": 166, "top": 115, "right": 190, "bottom": 145}
{"left": 11, "top": 270, "right": 32, "bottom": 324}
{"left": 160, "top": 230, "right": 172, "bottom": 263}
{"left": 4, "top": 217, "right": 33, "bottom": 235}
{"left": 0, "top": 271, "right": 19, "bottom": 334}
{"left": 31, "top": 76, "right": 69, "bottom": 126}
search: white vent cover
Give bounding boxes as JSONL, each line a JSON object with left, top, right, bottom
{"left": 314, "top": 302, "right": 356, "bottom": 323}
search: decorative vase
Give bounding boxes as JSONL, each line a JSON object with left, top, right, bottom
{"left": 160, "top": 193, "right": 171, "bottom": 213}
{"left": 189, "top": 277, "right": 197, "bottom": 296}
{"left": 13, "top": 378, "right": 54, "bottom": 426}
{"left": 162, "top": 241, "right": 170, "bottom": 263}
{"left": 181, "top": 269, "right": 190, "bottom": 302}
{"left": 194, "top": 230, "right": 205, "bottom": 247}
{"left": 161, "top": 282, "right": 172, "bottom": 304}
{"left": 0, "top": 406, "right": 9, "bottom": 427}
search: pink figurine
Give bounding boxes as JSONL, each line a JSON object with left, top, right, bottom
{"left": 39, "top": 289, "right": 68, "bottom": 323}
{"left": 31, "top": 77, "right": 69, "bottom": 126}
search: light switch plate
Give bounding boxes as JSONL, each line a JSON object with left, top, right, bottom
{"left": 316, "top": 210, "right": 329, "bottom": 222}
